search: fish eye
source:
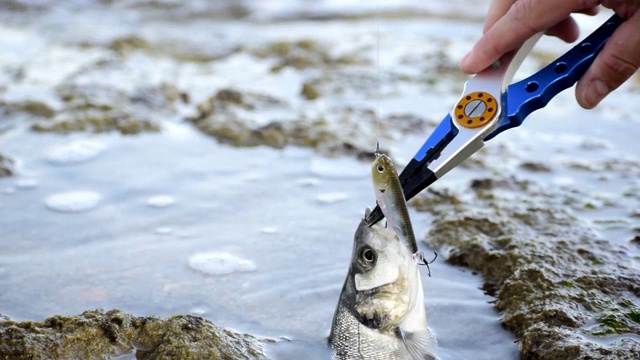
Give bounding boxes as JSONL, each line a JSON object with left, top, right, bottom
{"left": 358, "top": 246, "right": 377, "bottom": 268}
{"left": 376, "top": 165, "right": 384, "bottom": 173}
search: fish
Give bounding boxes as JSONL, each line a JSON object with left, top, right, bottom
{"left": 370, "top": 152, "right": 418, "bottom": 254}
{"left": 329, "top": 209, "right": 437, "bottom": 360}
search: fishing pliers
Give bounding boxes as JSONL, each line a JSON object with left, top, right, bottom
{"left": 367, "top": 14, "right": 625, "bottom": 225}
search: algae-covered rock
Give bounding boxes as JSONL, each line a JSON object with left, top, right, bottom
{"left": 0, "top": 100, "right": 56, "bottom": 119}
{"left": 190, "top": 88, "right": 435, "bottom": 158}
{"left": 413, "top": 178, "right": 640, "bottom": 359}
{"left": 109, "top": 36, "right": 151, "bottom": 56}
{"left": 0, "top": 153, "right": 15, "bottom": 177}
{"left": 29, "top": 84, "right": 181, "bottom": 135}
{"left": 0, "top": 309, "right": 265, "bottom": 360}
{"left": 106, "top": 35, "right": 239, "bottom": 63}
{"left": 252, "top": 39, "right": 366, "bottom": 73}
{"left": 301, "top": 81, "right": 320, "bottom": 100}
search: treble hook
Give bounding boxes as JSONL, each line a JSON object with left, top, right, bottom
{"left": 416, "top": 251, "right": 438, "bottom": 277}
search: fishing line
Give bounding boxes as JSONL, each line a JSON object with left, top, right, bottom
{"left": 374, "top": 0, "right": 382, "bottom": 149}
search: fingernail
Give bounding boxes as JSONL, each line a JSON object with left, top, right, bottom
{"left": 582, "top": 80, "right": 609, "bottom": 108}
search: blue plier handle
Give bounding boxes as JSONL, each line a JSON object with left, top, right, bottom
{"left": 367, "top": 14, "right": 624, "bottom": 225}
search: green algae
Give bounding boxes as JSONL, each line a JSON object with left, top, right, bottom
{"left": 413, "top": 176, "right": 640, "bottom": 359}
{"left": 0, "top": 309, "right": 265, "bottom": 360}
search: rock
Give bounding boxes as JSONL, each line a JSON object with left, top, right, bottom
{"left": 416, "top": 177, "right": 640, "bottom": 359}
{"left": 189, "top": 88, "right": 434, "bottom": 158}
{"left": 519, "top": 161, "right": 552, "bottom": 172}
{"left": 251, "top": 39, "right": 366, "bottom": 73}
{"left": 30, "top": 84, "right": 171, "bottom": 135}
{"left": 0, "top": 309, "right": 266, "bottom": 359}
{"left": 0, "top": 153, "right": 15, "bottom": 177}
{"left": 0, "top": 100, "right": 56, "bottom": 119}
{"left": 108, "top": 36, "right": 150, "bottom": 56}
{"left": 301, "top": 81, "right": 320, "bottom": 100}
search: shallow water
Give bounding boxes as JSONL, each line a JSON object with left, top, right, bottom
{"left": 1, "top": 1, "right": 640, "bottom": 359}
{"left": 0, "top": 123, "right": 519, "bottom": 359}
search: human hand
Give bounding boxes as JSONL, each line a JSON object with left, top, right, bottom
{"left": 459, "top": 0, "right": 640, "bottom": 109}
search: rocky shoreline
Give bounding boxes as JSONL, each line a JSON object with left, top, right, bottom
{"left": 413, "top": 178, "right": 640, "bottom": 359}
{"left": 0, "top": 309, "right": 265, "bottom": 359}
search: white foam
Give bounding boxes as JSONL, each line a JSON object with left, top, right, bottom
{"left": 188, "top": 252, "right": 256, "bottom": 276}
{"left": 553, "top": 176, "right": 575, "bottom": 186}
{"left": 16, "top": 178, "right": 38, "bottom": 189}
{"left": 46, "top": 139, "right": 107, "bottom": 165}
{"left": 155, "top": 227, "right": 173, "bottom": 235}
{"left": 316, "top": 192, "right": 348, "bottom": 204}
{"left": 189, "top": 307, "right": 209, "bottom": 316}
{"left": 45, "top": 191, "right": 102, "bottom": 213}
{"left": 146, "top": 195, "right": 176, "bottom": 208}
{"left": 261, "top": 227, "right": 278, "bottom": 234}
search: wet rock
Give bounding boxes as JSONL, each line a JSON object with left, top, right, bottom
{"left": 30, "top": 84, "right": 176, "bottom": 135}
{"left": 0, "top": 100, "right": 56, "bottom": 119}
{"left": 190, "top": 88, "right": 434, "bottom": 157}
{"left": 0, "top": 153, "right": 15, "bottom": 177}
{"left": 106, "top": 35, "right": 239, "bottom": 63}
{"left": 109, "top": 36, "right": 150, "bottom": 56}
{"left": 520, "top": 161, "right": 552, "bottom": 172}
{"left": 0, "top": 309, "right": 265, "bottom": 359}
{"left": 0, "top": 0, "right": 45, "bottom": 12}
{"left": 301, "top": 81, "right": 320, "bottom": 100}
{"left": 417, "top": 178, "right": 640, "bottom": 359}
{"left": 252, "top": 39, "right": 366, "bottom": 73}
{"left": 410, "top": 187, "right": 462, "bottom": 211}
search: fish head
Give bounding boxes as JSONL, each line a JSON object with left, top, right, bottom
{"left": 349, "top": 209, "right": 416, "bottom": 331}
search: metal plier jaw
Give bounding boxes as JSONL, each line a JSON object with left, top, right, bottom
{"left": 367, "top": 14, "right": 624, "bottom": 225}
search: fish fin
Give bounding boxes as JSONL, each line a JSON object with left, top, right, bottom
{"left": 400, "top": 329, "right": 438, "bottom": 360}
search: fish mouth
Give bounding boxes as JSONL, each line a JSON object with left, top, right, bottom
{"left": 357, "top": 287, "right": 381, "bottom": 297}
{"left": 360, "top": 311, "right": 385, "bottom": 330}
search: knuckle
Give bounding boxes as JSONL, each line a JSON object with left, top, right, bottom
{"left": 511, "top": 0, "right": 534, "bottom": 22}
{"left": 510, "top": 0, "right": 544, "bottom": 35}
{"left": 600, "top": 51, "right": 639, "bottom": 83}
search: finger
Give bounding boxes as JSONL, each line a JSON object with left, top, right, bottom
{"left": 545, "top": 16, "right": 580, "bottom": 43}
{"left": 578, "top": 6, "right": 600, "bottom": 16}
{"left": 484, "top": 0, "right": 517, "bottom": 32}
{"left": 460, "top": 0, "right": 602, "bottom": 73}
{"left": 576, "top": 9, "right": 640, "bottom": 108}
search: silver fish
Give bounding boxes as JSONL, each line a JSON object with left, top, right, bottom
{"left": 371, "top": 152, "right": 418, "bottom": 254}
{"left": 329, "top": 209, "right": 437, "bottom": 360}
